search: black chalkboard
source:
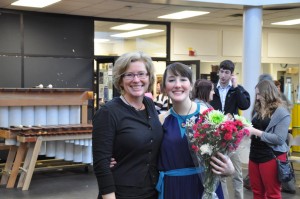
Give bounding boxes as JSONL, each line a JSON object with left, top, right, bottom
{"left": 23, "top": 14, "right": 93, "bottom": 57}
{"left": 0, "top": 56, "right": 22, "bottom": 87}
{"left": 0, "top": 12, "right": 21, "bottom": 54}
{"left": 24, "top": 57, "right": 93, "bottom": 89}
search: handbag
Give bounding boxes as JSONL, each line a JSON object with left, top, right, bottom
{"left": 272, "top": 152, "right": 294, "bottom": 183}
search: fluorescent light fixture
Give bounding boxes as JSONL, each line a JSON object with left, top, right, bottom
{"left": 94, "top": 39, "right": 110, "bottom": 43}
{"left": 111, "top": 23, "right": 148, "bottom": 30}
{"left": 158, "top": 10, "right": 209, "bottom": 19}
{"left": 272, "top": 19, "right": 300, "bottom": 25}
{"left": 11, "top": 0, "right": 61, "bottom": 8}
{"left": 111, "top": 29, "right": 164, "bottom": 38}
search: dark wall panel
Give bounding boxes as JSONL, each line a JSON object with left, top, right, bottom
{"left": 24, "top": 57, "right": 93, "bottom": 89}
{"left": 0, "top": 12, "right": 21, "bottom": 54}
{"left": 0, "top": 56, "right": 22, "bottom": 87}
{"left": 24, "top": 14, "right": 93, "bottom": 57}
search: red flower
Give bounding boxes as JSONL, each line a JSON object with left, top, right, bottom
{"left": 224, "top": 133, "right": 233, "bottom": 141}
{"left": 194, "top": 132, "right": 200, "bottom": 138}
{"left": 213, "top": 130, "right": 220, "bottom": 137}
{"left": 192, "top": 144, "right": 199, "bottom": 152}
{"left": 234, "top": 120, "right": 243, "bottom": 128}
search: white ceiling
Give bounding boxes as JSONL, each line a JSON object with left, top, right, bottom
{"left": 1, "top": 0, "right": 300, "bottom": 30}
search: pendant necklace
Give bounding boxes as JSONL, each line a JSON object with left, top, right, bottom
{"left": 173, "top": 102, "right": 193, "bottom": 128}
{"left": 121, "top": 95, "right": 144, "bottom": 111}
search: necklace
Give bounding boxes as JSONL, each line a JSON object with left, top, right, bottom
{"left": 173, "top": 102, "right": 193, "bottom": 128}
{"left": 121, "top": 95, "right": 144, "bottom": 111}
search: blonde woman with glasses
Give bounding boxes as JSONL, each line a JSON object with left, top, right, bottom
{"left": 92, "top": 52, "right": 163, "bottom": 199}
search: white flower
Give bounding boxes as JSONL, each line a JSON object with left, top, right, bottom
{"left": 200, "top": 143, "right": 213, "bottom": 155}
{"left": 186, "top": 116, "right": 197, "bottom": 127}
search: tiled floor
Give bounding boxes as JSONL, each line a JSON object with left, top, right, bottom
{"left": 0, "top": 162, "right": 299, "bottom": 199}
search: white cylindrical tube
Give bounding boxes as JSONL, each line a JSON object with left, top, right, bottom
{"left": 8, "top": 106, "right": 22, "bottom": 126}
{"left": 46, "top": 106, "right": 58, "bottom": 125}
{"left": 73, "top": 145, "right": 83, "bottom": 163}
{"left": 35, "top": 106, "right": 47, "bottom": 126}
{"left": 55, "top": 141, "right": 65, "bottom": 159}
{"left": 64, "top": 142, "right": 74, "bottom": 161}
{"left": 46, "top": 106, "right": 58, "bottom": 157}
{"left": 39, "top": 142, "right": 47, "bottom": 155}
{"left": 5, "top": 139, "right": 17, "bottom": 145}
{"left": 82, "top": 145, "right": 92, "bottom": 164}
{"left": 46, "top": 141, "right": 56, "bottom": 157}
{"left": 0, "top": 107, "right": 9, "bottom": 127}
{"left": 58, "top": 106, "right": 70, "bottom": 125}
{"left": 69, "top": 106, "right": 80, "bottom": 124}
{"left": 22, "top": 106, "right": 34, "bottom": 126}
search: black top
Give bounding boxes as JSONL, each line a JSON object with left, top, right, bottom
{"left": 249, "top": 116, "right": 283, "bottom": 163}
{"left": 210, "top": 85, "right": 250, "bottom": 115}
{"left": 92, "top": 97, "right": 163, "bottom": 199}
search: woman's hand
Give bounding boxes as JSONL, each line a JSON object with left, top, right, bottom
{"left": 210, "top": 152, "right": 234, "bottom": 176}
{"left": 245, "top": 126, "right": 262, "bottom": 137}
{"left": 110, "top": 158, "right": 117, "bottom": 168}
{"left": 102, "top": 192, "right": 116, "bottom": 199}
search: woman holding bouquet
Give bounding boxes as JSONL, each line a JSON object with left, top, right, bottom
{"left": 156, "top": 62, "right": 234, "bottom": 199}
{"left": 246, "top": 79, "right": 291, "bottom": 199}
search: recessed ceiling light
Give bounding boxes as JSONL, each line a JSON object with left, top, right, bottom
{"left": 94, "top": 39, "right": 110, "bottom": 43}
{"left": 11, "top": 0, "right": 61, "bottom": 8}
{"left": 111, "top": 29, "right": 164, "bottom": 38}
{"left": 111, "top": 23, "right": 148, "bottom": 30}
{"left": 272, "top": 19, "right": 300, "bottom": 25}
{"left": 158, "top": 10, "right": 209, "bottom": 19}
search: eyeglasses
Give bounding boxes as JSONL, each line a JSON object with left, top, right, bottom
{"left": 122, "top": 72, "right": 149, "bottom": 80}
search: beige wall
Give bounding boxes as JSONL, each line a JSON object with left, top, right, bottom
{"left": 170, "top": 22, "right": 300, "bottom": 92}
{"left": 171, "top": 22, "right": 300, "bottom": 64}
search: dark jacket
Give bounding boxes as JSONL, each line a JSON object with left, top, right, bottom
{"left": 92, "top": 97, "right": 163, "bottom": 196}
{"left": 210, "top": 85, "right": 250, "bottom": 115}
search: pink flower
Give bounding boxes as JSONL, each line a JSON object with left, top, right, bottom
{"left": 213, "top": 131, "right": 220, "bottom": 137}
{"left": 224, "top": 133, "right": 233, "bottom": 141}
{"left": 194, "top": 132, "right": 200, "bottom": 138}
{"left": 192, "top": 144, "right": 199, "bottom": 152}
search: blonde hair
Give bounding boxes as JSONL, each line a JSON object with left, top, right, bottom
{"left": 254, "top": 80, "right": 284, "bottom": 118}
{"left": 113, "top": 51, "right": 155, "bottom": 93}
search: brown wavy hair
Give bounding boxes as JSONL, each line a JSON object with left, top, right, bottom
{"left": 192, "top": 79, "right": 213, "bottom": 102}
{"left": 254, "top": 80, "right": 284, "bottom": 119}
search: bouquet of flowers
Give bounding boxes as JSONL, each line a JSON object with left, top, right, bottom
{"left": 186, "top": 108, "right": 251, "bottom": 199}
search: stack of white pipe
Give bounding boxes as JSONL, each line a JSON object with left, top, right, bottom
{"left": 0, "top": 105, "right": 93, "bottom": 164}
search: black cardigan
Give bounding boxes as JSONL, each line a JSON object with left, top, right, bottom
{"left": 210, "top": 85, "right": 251, "bottom": 115}
{"left": 92, "top": 97, "right": 163, "bottom": 195}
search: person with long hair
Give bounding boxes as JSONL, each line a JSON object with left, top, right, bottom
{"left": 192, "top": 79, "right": 215, "bottom": 108}
{"left": 246, "top": 80, "right": 291, "bottom": 199}
{"left": 157, "top": 63, "right": 234, "bottom": 199}
{"left": 210, "top": 60, "right": 250, "bottom": 199}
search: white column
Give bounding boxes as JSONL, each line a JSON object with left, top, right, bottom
{"left": 242, "top": 6, "right": 262, "bottom": 121}
{"left": 240, "top": 6, "right": 262, "bottom": 164}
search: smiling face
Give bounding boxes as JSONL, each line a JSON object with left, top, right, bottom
{"left": 164, "top": 70, "right": 192, "bottom": 103}
{"left": 120, "top": 61, "right": 149, "bottom": 100}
